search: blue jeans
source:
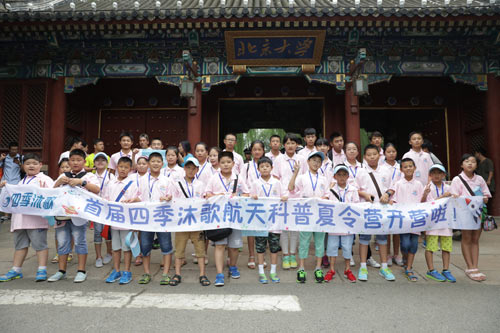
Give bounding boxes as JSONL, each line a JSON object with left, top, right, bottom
{"left": 359, "top": 234, "right": 387, "bottom": 246}
{"left": 55, "top": 221, "right": 88, "bottom": 255}
{"left": 93, "top": 222, "right": 106, "bottom": 244}
{"left": 326, "top": 235, "right": 354, "bottom": 259}
{"left": 140, "top": 231, "right": 173, "bottom": 256}
{"left": 400, "top": 233, "right": 419, "bottom": 255}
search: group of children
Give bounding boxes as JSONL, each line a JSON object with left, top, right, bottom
{"left": 0, "top": 129, "right": 492, "bottom": 286}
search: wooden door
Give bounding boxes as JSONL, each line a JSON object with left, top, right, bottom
{"left": 145, "top": 110, "right": 187, "bottom": 147}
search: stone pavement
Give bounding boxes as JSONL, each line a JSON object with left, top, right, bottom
{"left": 1, "top": 219, "right": 499, "bottom": 286}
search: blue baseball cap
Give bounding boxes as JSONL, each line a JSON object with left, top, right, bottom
{"left": 429, "top": 164, "right": 446, "bottom": 174}
{"left": 308, "top": 151, "right": 325, "bottom": 162}
{"left": 184, "top": 156, "right": 200, "bottom": 167}
{"left": 93, "top": 152, "right": 109, "bottom": 161}
{"left": 333, "top": 164, "right": 349, "bottom": 175}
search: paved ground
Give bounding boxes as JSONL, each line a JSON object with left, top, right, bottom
{"left": 1, "top": 220, "right": 500, "bottom": 332}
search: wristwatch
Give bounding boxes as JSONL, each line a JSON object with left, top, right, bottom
{"left": 81, "top": 180, "right": 88, "bottom": 187}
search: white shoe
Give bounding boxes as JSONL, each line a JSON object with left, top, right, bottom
{"left": 367, "top": 257, "right": 381, "bottom": 268}
{"left": 74, "top": 272, "right": 87, "bottom": 283}
{"left": 205, "top": 257, "right": 209, "bottom": 265}
{"left": 350, "top": 258, "right": 355, "bottom": 267}
{"left": 95, "top": 258, "right": 103, "bottom": 268}
{"left": 48, "top": 271, "right": 66, "bottom": 282}
{"left": 394, "top": 256, "right": 404, "bottom": 266}
{"left": 387, "top": 256, "right": 393, "bottom": 267}
{"left": 103, "top": 253, "right": 112, "bottom": 265}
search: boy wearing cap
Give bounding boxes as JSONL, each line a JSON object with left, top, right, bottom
{"left": 93, "top": 152, "right": 114, "bottom": 268}
{"left": 421, "top": 164, "right": 456, "bottom": 283}
{"left": 325, "top": 164, "right": 359, "bottom": 283}
{"left": 137, "top": 152, "right": 175, "bottom": 285}
{"left": 85, "top": 138, "right": 107, "bottom": 173}
{"left": 288, "top": 151, "right": 329, "bottom": 283}
{"left": 171, "top": 156, "right": 210, "bottom": 286}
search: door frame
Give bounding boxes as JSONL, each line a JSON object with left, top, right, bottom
{"left": 360, "top": 107, "right": 450, "bottom": 173}
{"left": 217, "top": 97, "right": 326, "bottom": 146}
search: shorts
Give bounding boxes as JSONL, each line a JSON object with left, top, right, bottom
{"left": 298, "top": 232, "right": 326, "bottom": 259}
{"left": 255, "top": 233, "right": 281, "bottom": 254}
{"left": 326, "top": 235, "right": 354, "bottom": 259}
{"left": 214, "top": 229, "right": 243, "bottom": 249}
{"left": 359, "top": 234, "right": 388, "bottom": 246}
{"left": 174, "top": 231, "right": 205, "bottom": 259}
{"left": 400, "top": 233, "right": 419, "bottom": 255}
{"left": 93, "top": 222, "right": 110, "bottom": 244}
{"left": 55, "top": 221, "right": 88, "bottom": 255}
{"left": 141, "top": 231, "right": 173, "bottom": 257}
{"left": 426, "top": 235, "right": 452, "bottom": 253}
{"left": 111, "top": 229, "right": 131, "bottom": 252}
{"left": 13, "top": 229, "right": 48, "bottom": 251}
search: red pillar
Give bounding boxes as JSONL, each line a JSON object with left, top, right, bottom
{"left": 187, "top": 83, "right": 202, "bottom": 148}
{"left": 344, "top": 84, "right": 361, "bottom": 147}
{"left": 48, "top": 77, "right": 66, "bottom": 179}
{"left": 486, "top": 74, "right": 500, "bottom": 215}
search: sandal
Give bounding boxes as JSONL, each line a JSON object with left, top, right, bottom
{"left": 465, "top": 269, "right": 485, "bottom": 282}
{"left": 134, "top": 255, "right": 143, "bottom": 266}
{"left": 160, "top": 274, "right": 171, "bottom": 285}
{"left": 405, "top": 270, "right": 418, "bottom": 282}
{"left": 169, "top": 274, "right": 182, "bottom": 286}
{"left": 138, "top": 273, "right": 151, "bottom": 284}
{"left": 248, "top": 256, "right": 256, "bottom": 269}
{"left": 199, "top": 275, "right": 211, "bottom": 286}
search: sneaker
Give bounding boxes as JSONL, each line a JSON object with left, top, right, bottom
{"left": 214, "top": 273, "right": 225, "bottom": 287}
{"left": 367, "top": 257, "right": 381, "bottom": 268}
{"left": 387, "top": 256, "right": 393, "bottom": 267}
{"left": 394, "top": 256, "right": 404, "bottom": 266}
{"left": 344, "top": 269, "right": 357, "bottom": 283}
{"left": 0, "top": 269, "right": 23, "bottom": 282}
{"left": 103, "top": 253, "right": 113, "bottom": 265}
{"left": 229, "top": 266, "right": 240, "bottom": 279}
{"left": 426, "top": 269, "right": 446, "bottom": 282}
{"left": 152, "top": 238, "right": 160, "bottom": 250}
{"left": 321, "top": 255, "right": 330, "bottom": 268}
{"left": 350, "top": 257, "right": 355, "bottom": 267}
{"left": 119, "top": 271, "right": 132, "bottom": 285}
{"left": 270, "top": 273, "right": 280, "bottom": 283}
{"left": 48, "top": 271, "right": 66, "bottom": 282}
{"left": 67, "top": 253, "right": 73, "bottom": 263}
{"left": 442, "top": 270, "right": 456, "bottom": 283}
{"left": 105, "top": 269, "right": 122, "bottom": 283}
{"left": 296, "top": 269, "right": 306, "bottom": 283}
{"left": 95, "top": 258, "right": 103, "bottom": 268}
{"left": 358, "top": 267, "right": 368, "bottom": 281}
{"left": 314, "top": 269, "right": 324, "bottom": 283}
{"left": 51, "top": 254, "right": 59, "bottom": 264}
{"left": 379, "top": 267, "right": 396, "bottom": 281}
{"left": 35, "top": 269, "right": 47, "bottom": 282}
{"left": 324, "top": 269, "right": 336, "bottom": 282}
{"left": 259, "top": 274, "right": 268, "bottom": 284}
{"left": 282, "top": 256, "right": 290, "bottom": 270}
{"left": 289, "top": 255, "right": 298, "bottom": 269}
{"left": 74, "top": 271, "right": 87, "bottom": 283}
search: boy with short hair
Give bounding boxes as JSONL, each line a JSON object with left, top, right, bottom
{"left": 171, "top": 156, "right": 210, "bottom": 286}
{"left": 205, "top": 151, "right": 249, "bottom": 287}
{"left": 272, "top": 133, "right": 307, "bottom": 269}
{"left": 150, "top": 137, "right": 164, "bottom": 150}
{"left": 265, "top": 134, "right": 282, "bottom": 162}
{"left": 356, "top": 144, "right": 395, "bottom": 282}
{"left": 402, "top": 131, "right": 432, "bottom": 186}
{"left": 49, "top": 149, "right": 100, "bottom": 283}
{"left": 137, "top": 152, "right": 175, "bottom": 285}
{"left": 93, "top": 152, "right": 114, "bottom": 268}
{"left": 58, "top": 137, "right": 84, "bottom": 162}
{"left": 223, "top": 133, "right": 245, "bottom": 174}
{"left": 104, "top": 157, "right": 141, "bottom": 285}
{"left": 363, "top": 131, "right": 385, "bottom": 166}
{"left": 250, "top": 156, "right": 288, "bottom": 284}
{"left": 298, "top": 128, "right": 317, "bottom": 157}
{"left": 289, "top": 151, "right": 330, "bottom": 283}
{"left": 389, "top": 157, "right": 424, "bottom": 282}
{"left": 85, "top": 138, "right": 107, "bottom": 173}
{"left": 0, "top": 153, "right": 54, "bottom": 282}
{"left": 108, "top": 132, "right": 138, "bottom": 175}
{"left": 421, "top": 164, "right": 456, "bottom": 283}
{"left": 328, "top": 132, "right": 345, "bottom": 166}
{"left": 315, "top": 138, "right": 333, "bottom": 182}
{"left": 138, "top": 133, "right": 150, "bottom": 149}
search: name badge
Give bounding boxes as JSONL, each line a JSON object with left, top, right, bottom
{"left": 415, "top": 171, "right": 421, "bottom": 178}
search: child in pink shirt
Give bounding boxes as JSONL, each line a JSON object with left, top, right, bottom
{"left": 315, "top": 138, "right": 333, "bottom": 184}
{"left": 208, "top": 146, "right": 221, "bottom": 176}
{"left": 390, "top": 158, "right": 424, "bottom": 282}
{"left": 422, "top": 164, "right": 456, "bottom": 283}
{"left": 298, "top": 128, "right": 317, "bottom": 157}
{"left": 104, "top": 156, "right": 141, "bottom": 285}
{"left": 108, "top": 132, "right": 140, "bottom": 175}
{"left": 271, "top": 133, "right": 306, "bottom": 270}
{"left": 450, "top": 154, "right": 491, "bottom": 282}
{"left": 49, "top": 149, "right": 100, "bottom": 283}
{"left": 402, "top": 131, "right": 433, "bottom": 186}
{"left": 289, "top": 151, "right": 329, "bottom": 283}
{"left": 223, "top": 133, "right": 245, "bottom": 174}
{"left": 324, "top": 164, "right": 359, "bottom": 283}
{"left": 250, "top": 156, "right": 288, "bottom": 284}
{"left": 0, "top": 153, "right": 54, "bottom": 282}
{"left": 194, "top": 142, "right": 212, "bottom": 187}
{"left": 329, "top": 132, "right": 346, "bottom": 166}
{"left": 265, "top": 134, "right": 282, "bottom": 162}
{"left": 161, "top": 146, "right": 185, "bottom": 181}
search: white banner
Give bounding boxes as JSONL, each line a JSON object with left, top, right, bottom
{"left": 0, "top": 184, "right": 483, "bottom": 234}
